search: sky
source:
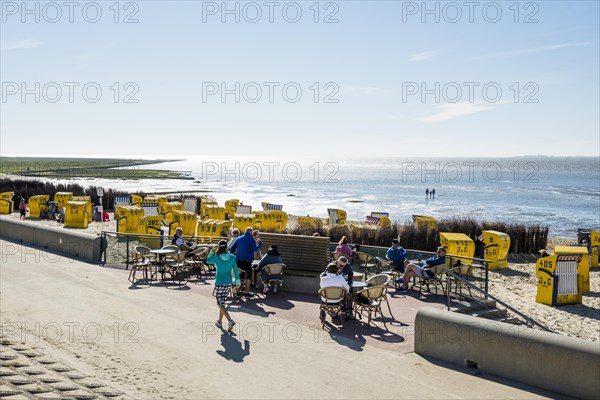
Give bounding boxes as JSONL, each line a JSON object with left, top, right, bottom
{"left": 1, "top": 0, "right": 599, "bottom": 158}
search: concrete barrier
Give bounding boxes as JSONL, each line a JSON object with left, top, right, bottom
{"left": 415, "top": 307, "right": 600, "bottom": 400}
{"left": 0, "top": 216, "right": 104, "bottom": 262}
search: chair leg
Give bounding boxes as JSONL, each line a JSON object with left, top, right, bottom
{"left": 384, "top": 298, "right": 394, "bottom": 320}
{"left": 379, "top": 306, "right": 388, "bottom": 330}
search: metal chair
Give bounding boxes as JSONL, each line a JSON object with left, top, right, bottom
{"left": 449, "top": 260, "right": 473, "bottom": 299}
{"left": 318, "top": 287, "right": 348, "bottom": 328}
{"left": 260, "top": 263, "right": 286, "bottom": 295}
{"left": 365, "top": 274, "right": 394, "bottom": 319}
{"left": 414, "top": 263, "right": 447, "bottom": 297}
{"left": 353, "top": 285, "right": 388, "bottom": 330}
{"left": 128, "top": 245, "right": 153, "bottom": 283}
{"left": 376, "top": 257, "right": 400, "bottom": 289}
{"left": 355, "top": 252, "right": 377, "bottom": 279}
{"left": 185, "top": 247, "right": 210, "bottom": 280}
{"left": 165, "top": 251, "right": 189, "bottom": 285}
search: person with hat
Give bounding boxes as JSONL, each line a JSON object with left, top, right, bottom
{"left": 207, "top": 239, "right": 241, "bottom": 332}
{"left": 257, "top": 244, "right": 284, "bottom": 294}
{"left": 387, "top": 238, "right": 408, "bottom": 274}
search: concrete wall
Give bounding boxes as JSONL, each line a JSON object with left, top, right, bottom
{"left": 0, "top": 216, "right": 104, "bottom": 262}
{"left": 415, "top": 307, "right": 600, "bottom": 400}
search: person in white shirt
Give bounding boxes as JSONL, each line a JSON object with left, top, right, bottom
{"left": 320, "top": 263, "right": 349, "bottom": 303}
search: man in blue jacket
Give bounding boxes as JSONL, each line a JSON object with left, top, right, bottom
{"left": 387, "top": 239, "right": 407, "bottom": 273}
{"left": 231, "top": 227, "right": 263, "bottom": 297}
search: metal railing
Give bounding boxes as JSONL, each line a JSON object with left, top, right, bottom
{"left": 101, "top": 231, "right": 227, "bottom": 267}
{"left": 444, "top": 268, "right": 553, "bottom": 332}
{"left": 329, "top": 243, "right": 491, "bottom": 294}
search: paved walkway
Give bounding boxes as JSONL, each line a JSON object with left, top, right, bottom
{"left": 0, "top": 239, "right": 560, "bottom": 399}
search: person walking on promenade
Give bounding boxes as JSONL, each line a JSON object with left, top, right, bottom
{"left": 207, "top": 240, "right": 240, "bottom": 332}
{"left": 425, "top": 188, "right": 429, "bottom": 197}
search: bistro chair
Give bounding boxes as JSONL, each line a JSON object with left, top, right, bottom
{"left": 318, "top": 287, "right": 348, "bottom": 328}
{"left": 128, "top": 245, "right": 153, "bottom": 284}
{"left": 353, "top": 285, "right": 388, "bottom": 330}
{"left": 365, "top": 274, "right": 394, "bottom": 319}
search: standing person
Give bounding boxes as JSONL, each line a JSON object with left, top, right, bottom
{"left": 335, "top": 236, "right": 354, "bottom": 259}
{"left": 227, "top": 228, "right": 240, "bottom": 249}
{"left": 231, "top": 227, "right": 263, "bottom": 297}
{"left": 432, "top": 188, "right": 436, "bottom": 197}
{"left": 386, "top": 238, "right": 408, "bottom": 275}
{"left": 425, "top": 188, "right": 429, "bottom": 197}
{"left": 18, "top": 198, "right": 26, "bottom": 220}
{"left": 207, "top": 240, "right": 240, "bottom": 332}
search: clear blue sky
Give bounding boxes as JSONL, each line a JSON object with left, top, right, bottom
{"left": 1, "top": 0, "right": 599, "bottom": 157}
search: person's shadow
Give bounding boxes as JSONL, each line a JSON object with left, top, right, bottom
{"left": 216, "top": 332, "right": 250, "bottom": 362}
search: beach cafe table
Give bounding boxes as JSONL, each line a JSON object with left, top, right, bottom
{"left": 150, "top": 248, "right": 178, "bottom": 281}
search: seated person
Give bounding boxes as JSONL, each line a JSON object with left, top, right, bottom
{"left": 335, "top": 236, "right": 354, "bottom": 259}
{"left": 386, "top": 238, "right": 408, "bottom": 274}
{"left": 396, "top": 247, "right": 446, "bottom": 293}
{"left": 324, "top": 256, "right": 353, "bottom": 285}
{"left": 320, "top": 262, "right": 350, "bottom": 304}
{"left": 172, "top": 227, "right": 194, "bottom": 252}
{"left": 257, "top": 245, "right": 284, "bottom": 293}
{"left": 56, "top": 207, "right": 65, "bottom": 223}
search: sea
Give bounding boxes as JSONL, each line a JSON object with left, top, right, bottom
{"left": 7, "top": 156, "right": 600, "bottom": 239}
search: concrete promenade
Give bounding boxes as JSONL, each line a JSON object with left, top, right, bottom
{"left": 0, "top": 239, "right": 563, "bottom": 399}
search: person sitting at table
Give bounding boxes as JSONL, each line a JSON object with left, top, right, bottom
{"left": 396, "top": 246, "right": 446, "bottom": 293}
{"left": 231, "top": 227, "right": 263, "bottom": 298}
{"left": 172, "top": 227, "right": 194, "bottom": 253}
{"left": 335, "top": 236, "right": 354, "bottom": 259}
{"left": 207, "top": 240, "right": 240, "bottom": 332}
{"left": 387, "top": 238, "right": 408, "bottom": 274}
{"left": 257, "top": 245, "right": 284, "bottom": 294}
{"left": 320, "top": 262, "right": 350, "bottom": 303}
{"left": 325, "top": 256, "right": 353, "bottom": 285}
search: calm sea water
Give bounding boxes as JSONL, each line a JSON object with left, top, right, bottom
{"left": 21, "top": 156, "right": 600, "bottom": 239}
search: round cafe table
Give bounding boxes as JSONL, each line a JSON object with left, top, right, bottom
{"left": 150, "top": 248, "right": 178, "bottom": 281}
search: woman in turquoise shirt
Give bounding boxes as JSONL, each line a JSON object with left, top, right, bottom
{"left": 207, "top": 240, "right": 241, "bottom": 332}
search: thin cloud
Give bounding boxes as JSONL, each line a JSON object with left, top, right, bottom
{"left": 476, "top": 42, "right": 591, "bottom": 60}
{"left": 1, "top": 39, "right": 45, "bottom": 51}
{"left": 418, "top": 102, "right": 494, "bottom": 123}
{"left": 409, "top": 51, "right": 437, "bottom": 62}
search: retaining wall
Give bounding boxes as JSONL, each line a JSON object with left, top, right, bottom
{"left": 0, "top": 216, "right": 104, "bottom": 262}
{"left": 415, "top": 307, "right": 600, "bottom": 400}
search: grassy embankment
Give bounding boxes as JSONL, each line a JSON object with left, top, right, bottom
{"left": 0, "top": 157, "right": 192, "bottom": 180}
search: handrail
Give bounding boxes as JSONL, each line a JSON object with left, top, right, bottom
{"left": 444, "top": 268, "right": 553, "bottom": 333}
